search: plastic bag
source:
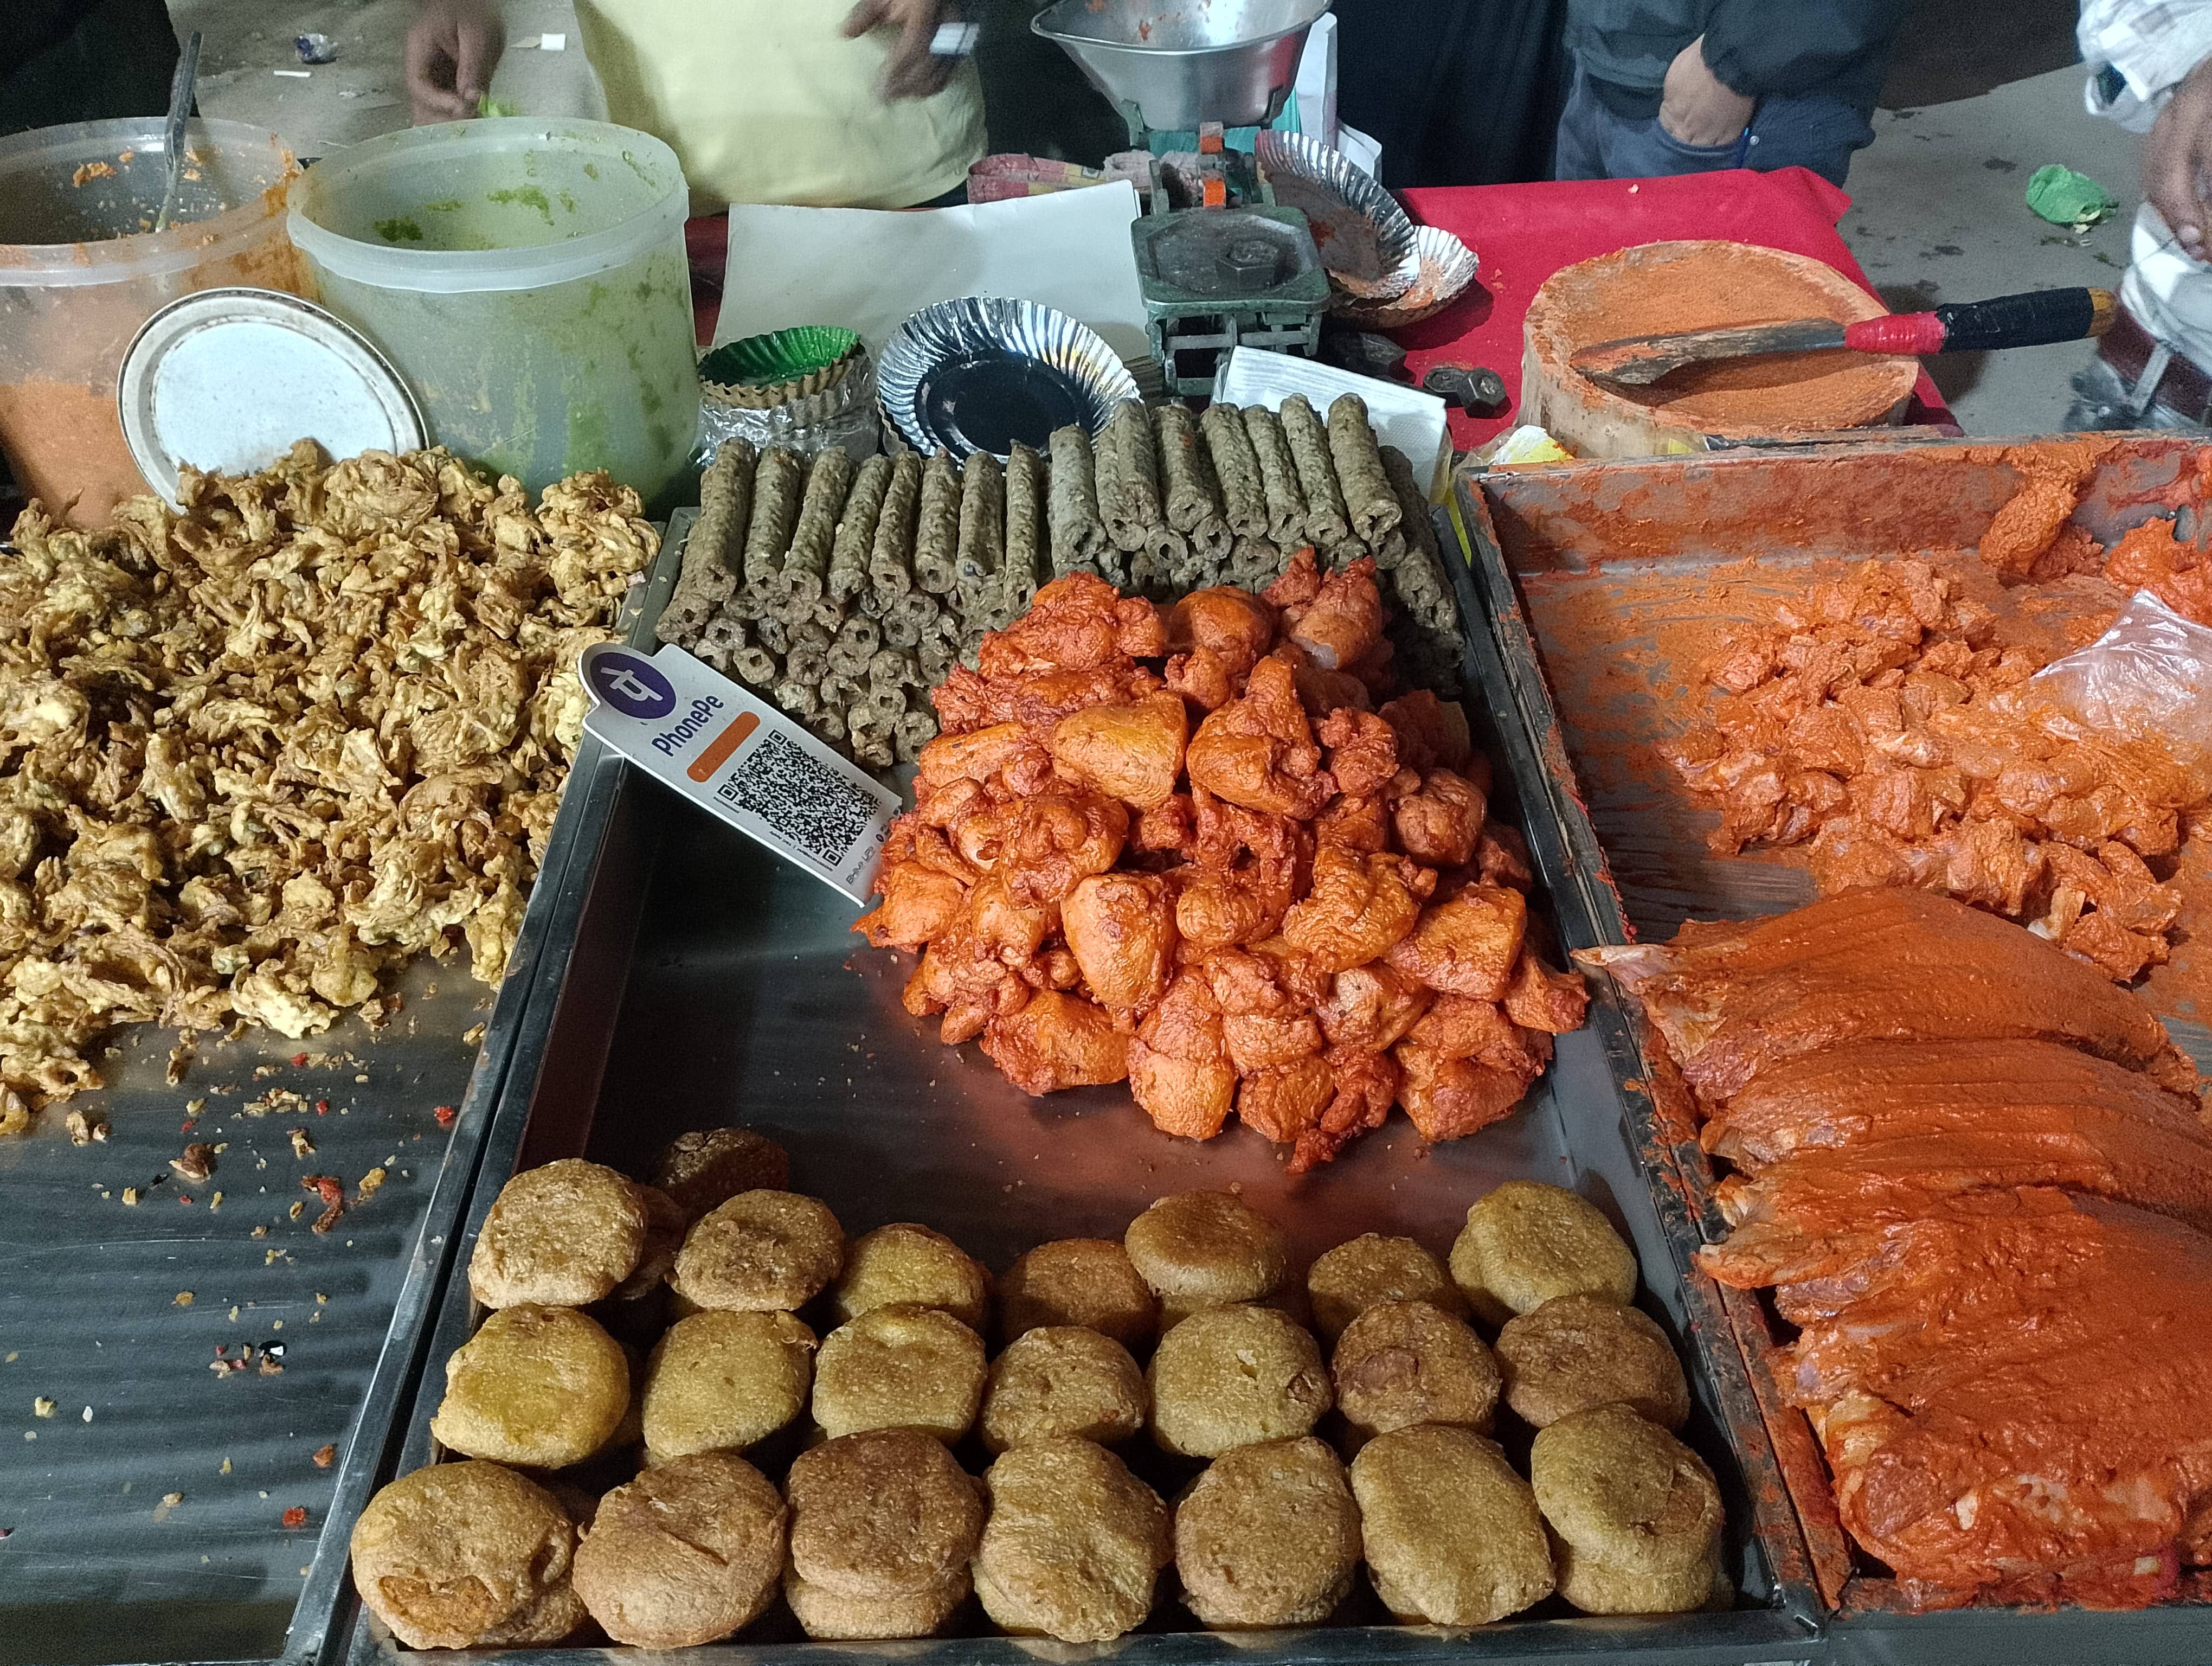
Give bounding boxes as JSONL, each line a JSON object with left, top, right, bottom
{"left": 2029, "top": 587, "right": 2212, "bottom": 768}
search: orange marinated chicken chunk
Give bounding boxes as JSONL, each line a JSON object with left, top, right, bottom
{"left": 1051, "top": 691, "right": 1187, "bottom": 810}
{"left": 1184, "top": 655, "right": 1334, "bottom": 819}
{"left": 1285, "top": 557, "right": 1386, "bottom": 670}
{"left": 858, "top": 558, "right": 1580, "bottom": 1161}
{"left": 982, "top": 989, "right": 1129, "bottom": 1095}
{"left": 1281, "top": 843, "right": 1431, "bottom": 972}
{"left": 1390, "top": 767, "right": 1487, "bottom": 869}
{"left": 1062, "top": 872, "right": 1175, "bottom": 1012}
{"left": 1384, "top": 886, "right": 1527, "bottom": 999}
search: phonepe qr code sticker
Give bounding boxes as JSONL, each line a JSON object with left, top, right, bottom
{"left": 580, "top": 644, "right": 901, "bottom": 901}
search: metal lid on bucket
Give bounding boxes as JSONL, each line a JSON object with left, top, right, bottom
{"left": 118, "top": 286, "right": 425, "bottom": 506}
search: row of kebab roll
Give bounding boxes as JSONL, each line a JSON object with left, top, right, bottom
{"left": 349, "top": 1138, "right": 1732, "bottom": 1651}
{"left": 654, "top": 395, "right": 1463, "bottom": 768}
{"left": 1586, "top": 886, "right": 2212, "bottom": 1611}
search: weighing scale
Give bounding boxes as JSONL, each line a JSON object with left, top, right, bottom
{"left": 1033, "top": 0, "right": 1338, "bottom": 395}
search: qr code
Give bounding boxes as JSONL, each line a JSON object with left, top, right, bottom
{"left": 718, "top": 729, "right": 878, "bottom": 866}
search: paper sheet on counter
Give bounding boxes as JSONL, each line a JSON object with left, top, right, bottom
{"left": 1213, "top": 348, "right": 1451, "bottom": 499}
{"left": 715, "top": 185, "right": 1151, "bottom": 374}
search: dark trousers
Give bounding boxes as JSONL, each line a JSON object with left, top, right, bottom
{"left": 1553, "top": 62, "right": 1876, "bottom": 188}
{"left": 2, "top": 0, "right": 181, "bottom": 137}
{"left": 1336, "top": 0, "right": 1573, "bottom": 188}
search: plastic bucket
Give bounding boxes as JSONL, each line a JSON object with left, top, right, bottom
{"left": 0, "top": 117, "right": 302, "bottom": 523}
{"left": 288, "top": 119, "right": 699, "bottom": 506}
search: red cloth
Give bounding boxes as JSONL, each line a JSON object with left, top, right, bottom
{"left": 1396, "top": 167, "right": 1954, "bottom": 451}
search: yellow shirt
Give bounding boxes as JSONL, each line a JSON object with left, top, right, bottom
{"left": 573, "top": 0, "right": 986, "bottom": 212}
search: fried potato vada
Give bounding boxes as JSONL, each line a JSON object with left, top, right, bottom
{"left": 1450, "top": 1180, "right": 1637, "bottom": 1327}
{"left": 1175, "top": 1437, "right": 1361, "bottom": 1629}
{"left": 429, "top": 1305, "right": 630, "bottom": 1469}
{"left": 998, "top": 1238, "right": 1159, "bottom": 1351}
{"left": 350, "top": 1460, "right": 584, "bottom": 1649}
{"left": 570, "top": 1452, "right": 785, "bottom": 1646}
{"left": 1348, "top": 1424, "right": 1554, "bottom": 1625}
{"left": 1332, "top": 1299, "right": 1500, "bottom": 1447}
{"left": 1306, "top": 1232, "right": 1466, "bottom": 1345}
{"left": 1496, "top": 1295, "right": 1690, "bottom": 1431}
{"left": 1551, "top": 1532, "right": 1724, "bottom": 1615}
{"left": 980, "top": 1325, "right": 1147, "bottom": 1452}
{"left": 652, "top": 1127, "right": 793, "bottom": 1223}
{"left": 1124, "top": 1190, "right": 1291, "bottom": 1325}
{"left": 786, "top": 1428, "right": 984, "bottom": 1599}
{"left": 468, "top": 1159, "right": 648, "bottom": 1310}
{"left": 1148, "top": 1303, "right": 1330, "bottom": 1458}
{"left": 973, "top": 1437, "right": 1172, "bottom": 1643}
{"left": 639, "top": 1309, "right": 815, "bottom": 1463}
{"left": 783, "top": 1568, "right": 970, "bottom": 1640}
{"left": 833, "top": 1222, "right": 991, "bottom": 1330}
{"left": 670, "top": 1190, "right": 845, "bottom": 1312}
{"left": 812, "top": 1304, "right": 986, "bottom": 1442}
{"left": 1529, "top": 1405, "right": 1722, "bottom": 1576}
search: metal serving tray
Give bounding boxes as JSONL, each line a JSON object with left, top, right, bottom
{"left": 320, "top": 512, "right": 1823, "bottom": 1666}
{"left": 0, "top": 536, "right": 674, "bottom": 1666}
{"left": 1451, "top": 434, "right": 2212, "bottom": 1663}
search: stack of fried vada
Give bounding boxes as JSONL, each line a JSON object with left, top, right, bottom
{"left": 353, "top": 1156, "right": 1732, "bottom": 1650}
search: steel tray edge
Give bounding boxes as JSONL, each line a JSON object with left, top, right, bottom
{"left": 289, "top": 522, "right": 692, "bottom": 1666}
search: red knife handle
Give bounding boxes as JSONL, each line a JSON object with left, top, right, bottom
{"left": 1843, "top": 288, "right": 2115, "bottom": 356}
{"left": 1843, "top": 312, "right": 1948, "bottom": 355}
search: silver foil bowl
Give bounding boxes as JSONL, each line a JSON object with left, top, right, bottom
{"left": 878, "top": 296, "right": 1139, "bottom": 460}
{"left": 1254, "top": 130, "right": 1420, "bottom": 304}
{"left": 1031, "top": 0, "right": 1329, "bottom": 133}
{"left": 698, "top": 347, "right": 880, "bottom": 459}
{"left": 1334, "top": 225, "right": 1482, "bottom": 330}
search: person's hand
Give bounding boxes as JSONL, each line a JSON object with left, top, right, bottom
{"left": 407, "top": 0, "right": 506, "bottom": 123}
{"left": 843, "top": 0, "right": 961, "bottom": 100}
{"left": 2146, "top": 57, "right": 2212, "bottom": 259}
{"left": 1660, "top": 35, "right": 1756, "bottom": 148}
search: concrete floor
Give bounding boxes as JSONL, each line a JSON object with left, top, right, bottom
{"left": 177, "top": 0, "right": 2145, "bottom": 438}
{"left": 1841, "top": 64, "right": 2143, "bottom": 435}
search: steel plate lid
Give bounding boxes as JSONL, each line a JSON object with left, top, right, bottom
{"left": 119, "top": 286, "right": 426, "bottom": 506}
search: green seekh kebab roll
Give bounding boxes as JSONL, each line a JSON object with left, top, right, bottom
{"left": 659, "top": 439, "right": 754, "bottom": 646}
{"left": 1096, "top": 400, "right": 1163, "bottom": 555}
{"left": 1327, "top": 393, "right": 1402, "bottom": 548}
{"left": 779, "top": 446, "right": 857, "bottom": 612}
{"left": 1003, "top": 441, "right": 1045, "bottom": 618}
{"left": 914, "top": 451, "right": 962, "bottom": 595}
{"left": 742, "top": 446, "right": 803, "bottom": 586}
{"left": 1046, "top": 423, "right": 1108, "bottom": 576}
{"left": 828, "top": 453, "right": 893, "bottom": 606}
{"left": 1279, "top": 395, "right": 1350, "bottom": 549}
{"left": 869, "top": 452, "right": 923, "bottom": 598}
{"left": 1242, "top": 405, "right": 1308, "bottom": 547}
{"left": 1200, "top": 403, "right": 1268, "bottom": 542}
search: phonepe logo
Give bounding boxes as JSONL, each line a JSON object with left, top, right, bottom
{"left": 586, "top": 649, "right": 676, "bottom": 720}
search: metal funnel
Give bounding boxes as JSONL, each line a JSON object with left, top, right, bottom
{"left": 1031, "top": 0, "right": 1331, "bottom": 136}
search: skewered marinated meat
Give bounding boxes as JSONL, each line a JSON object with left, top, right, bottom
{"left": 1703, "top": 1188, "right": 2212, "bottom": 1610}
{"left": 1704, "top": 1038, "right": 2212, "bottom": 1232}
{"left": 857, "top": 570, "right": 1585, "bottom": 1167}
{"left": 1601, "top": 889, "right": 2212, "bottom": 1609}
{"left": 1588, "top": 888, "right": 2191, "bottom": 1100}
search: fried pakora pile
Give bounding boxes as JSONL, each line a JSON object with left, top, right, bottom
{"left": 1663, "top": 558, "right": 2207, "bottom": 981}
{"left": 0, "top": 441, "right": 655, "bottom": 1117}
{"left": 856, "top": 559, "right": 1587, "bottom": 1170}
